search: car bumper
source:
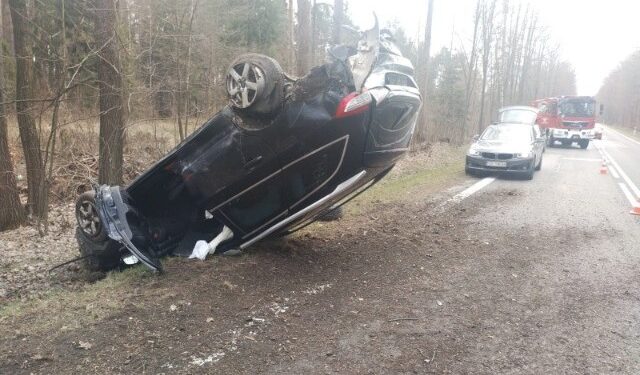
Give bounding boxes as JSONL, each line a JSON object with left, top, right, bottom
{"left": 550, "top": 129, "right": 594, "bottom": 140}
{"left": 466, "top": 155, "right": 534, "bottom": 173}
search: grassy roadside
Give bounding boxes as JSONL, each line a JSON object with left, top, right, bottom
{"left": 0, "top": 143, "right": 467, "bottom": 335}
{"left": 349, "top": 143, "right": 466, "bottom": 213}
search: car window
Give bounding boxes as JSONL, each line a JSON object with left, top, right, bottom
{"left": 481, "top": 126, "right": 533, "bottom": 142}
{"left": 499, "top": 109, "right": 538, "bottom": 124}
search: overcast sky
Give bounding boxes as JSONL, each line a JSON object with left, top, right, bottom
{"left": 348, "top": 0, "right": 640, "bottom": 96}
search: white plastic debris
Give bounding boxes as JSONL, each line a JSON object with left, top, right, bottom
{"left": 189, "top": 241, "right": 210, "bottom": 260}
{"left": 207, "top": 225, "right": 234, "bottom": 254}
{"left": 122, "top": 254, "right": 139, "bottom": 265}
{"left": 189, "top": 225, "right": 234, "bottom": 260}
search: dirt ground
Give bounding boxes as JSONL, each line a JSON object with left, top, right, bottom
{"left": 1, "top": 142, "right": 639, "bottom": 374}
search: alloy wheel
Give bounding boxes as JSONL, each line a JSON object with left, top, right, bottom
{"left": 226, "top": 62, "right": 265, "bottom": 108}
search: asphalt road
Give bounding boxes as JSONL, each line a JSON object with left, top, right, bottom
{"left": 452, "top": 135, "right": 640, "bottom": 373}
{"left": 597, "top": 126, "right": 640, "bottom": 208}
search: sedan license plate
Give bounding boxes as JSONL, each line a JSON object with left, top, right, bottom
{"left": 486, "top": 160, "right": 507, "bottom": 168}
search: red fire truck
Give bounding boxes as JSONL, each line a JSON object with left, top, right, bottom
{"left": 530, "top": 96, "right": 599, "bottom": 149}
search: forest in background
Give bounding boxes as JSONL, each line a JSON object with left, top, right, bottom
{"left": 597, "top": 50, "right": 640, "bottom": 130}
{"left": 0, "top": 0, "right": 578, "bottom": 232}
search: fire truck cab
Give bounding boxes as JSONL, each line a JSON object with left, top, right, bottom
{"left": 531, "top": 96, "right": 597, "bottom": 149}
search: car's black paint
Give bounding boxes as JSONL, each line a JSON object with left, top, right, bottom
{"left": 76, "top": 25, "right": 422, "bottom": 272}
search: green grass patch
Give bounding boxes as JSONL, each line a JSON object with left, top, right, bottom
{"left": 348, "top": 160, "right": 465, "bottom": 216}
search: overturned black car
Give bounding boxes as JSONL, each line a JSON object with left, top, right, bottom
{"left": 75, "top": 22, "right": 422, "bottom": 272}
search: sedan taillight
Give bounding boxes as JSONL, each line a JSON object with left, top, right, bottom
{"left": 335, "top": 91, "right": 372, "bottom": 118}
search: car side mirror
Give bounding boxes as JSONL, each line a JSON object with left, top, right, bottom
{"left": 472, "top": 134, "right": 479, "bottom": 141}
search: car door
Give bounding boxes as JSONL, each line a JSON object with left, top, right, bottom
{"left": 274, "top": 97, "right": 368, "bottom": 213}
{"left": 169, "top": 113, "right": 287, "bottom": 239}
{"left": 211, "top": 131, "right": 288, "bottom": 239}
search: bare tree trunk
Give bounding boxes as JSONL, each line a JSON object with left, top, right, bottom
{"left": 413, "top": 0, "right": 434, "bottom": 146}
{"left": 311, "top": 0, "right": 317, "bottom": 65}
{"left": 463, "top": 0, "right": 481, "bottom": 138}
{"left": 332, "top": 0, "right": 343, "bottom": 45}
{"left": 288, "top": 0, "right": 295, "bottom": 71}
{"left": 0, "top": 15, "right": 22, "bottom": 230}
{"left": 183, "top": 0, "right": 198, "bottom": 135}
{"left": 295, "top": 0, "right": 311, "bottom": 76}
{"left": 0, "top": 105, "right": 22, "bottom": 230}
{"left": 1, "top": 0, "right": 12, "bottom": 52}
{"left": 9, "top": 0, "right": 44, "bottom": 216}
{"left": 477, "top": 0, "right": 496, "bottom": 134}
{"left": 95, "top": 0, "right": 126, "bottom": 185}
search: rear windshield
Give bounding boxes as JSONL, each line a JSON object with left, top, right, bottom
{"left": 499, "top": 109, "right": 537, "bottom": 124}
{"left": 481, "top": 125, "right": 532, "bottom": 142}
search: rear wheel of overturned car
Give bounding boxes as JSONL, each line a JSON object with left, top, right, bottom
{"left": 226, "top": 54, "right": 285, "bottom": 117}
{"left": 75, "top": 191, "right": 121, "bottom": 272}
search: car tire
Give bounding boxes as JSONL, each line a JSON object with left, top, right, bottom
{"left": 524, "top": 160, "right": 535, "bottom": 180}
{"left": 579, "top": 139, "right": 589, "bottom": 149}
{"left": 76, "top": 191, "right": 107, "bottom": 242}
{"left": 535, "top": 156, "right": 542, "bottom": 171}
{"left": 547, "top": 137, "right": 555, "bottom": 148}
{"left": 226, "top": 53, "right": 285, "bottom": 117}
{"left": 75, "top": 191, "right": 121, "bottom": 272}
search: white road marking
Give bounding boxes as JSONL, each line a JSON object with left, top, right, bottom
{"left": 604, "top": 125, "right": 640, "bottom": 147}
{"left": 561, "top": 157, "right": 602, "bottom": 162}
{"left": 450, "top": 177, "right": 496, "bottom": 202}
{"left": 608, "top": 163, "right": 621, "bottom": 179}
{"left": 619, "top": 183, "right": 639, "bottom": 207}
{"left": 600, "top": 147, "right": 640, "bottom": 198}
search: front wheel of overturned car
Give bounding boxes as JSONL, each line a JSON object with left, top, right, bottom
{"left": 76, "top": 191, "right": 106, "bottom": 242}
{"left": 75, "top": 191, "right": 121, "bottom": 272}
{"left": 226, "top": 53, "right": 285, "bottom": 117}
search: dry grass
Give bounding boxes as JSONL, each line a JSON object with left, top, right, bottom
{"left": 7, "top": 114, "right": 199, "bottom": 203}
